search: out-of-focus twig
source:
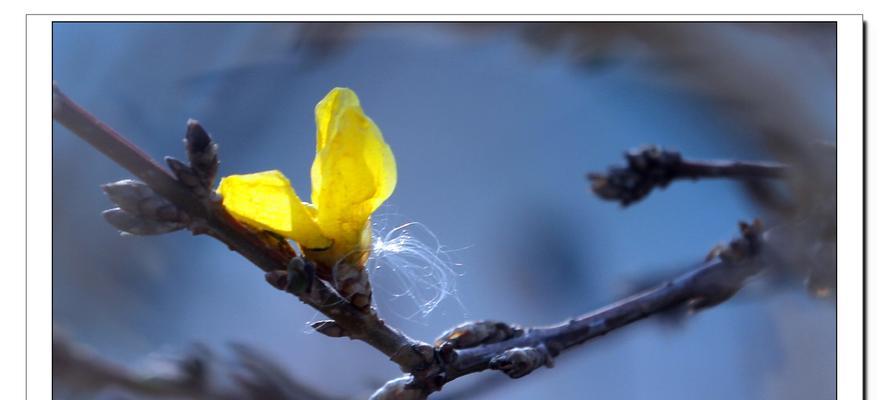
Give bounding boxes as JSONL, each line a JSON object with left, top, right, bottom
{"left": 54, "top": 332, "right": 200, "bottom": 398}
{"left": 588, "top": 146, "right": 787, "bottom": 206}
{"left": 53, "top": 333, "right": 342, "bottom": 400}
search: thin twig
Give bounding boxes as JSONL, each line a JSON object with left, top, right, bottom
{"left": 676, "top": 160, "right": 787, "bottom": 179}
{"left": 372, "top": 221, "right": 770, "bottom": 398}
{"left": 588, "top": 146, "right": 787, "bottom": 206}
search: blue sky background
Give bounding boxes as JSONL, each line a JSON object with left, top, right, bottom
{"left": 52, "top": 22, "right": 836, "bottom": 399}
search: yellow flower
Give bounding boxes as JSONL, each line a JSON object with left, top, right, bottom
{"left": 217, "top": 88, "right": 396, "bottom": 270}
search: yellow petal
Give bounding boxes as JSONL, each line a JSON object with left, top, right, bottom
{"left": 217, "top": 170, "right": 332, "bottom": 250}
{"left": 315, "top": 87, "right": 360, "bottom": 154}
{"left": 310, "top": 88, "right": 397, "bottom": 261}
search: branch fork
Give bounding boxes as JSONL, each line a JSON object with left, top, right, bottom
{"left": 52, "top": 84, "right": 828, "bottom": 400}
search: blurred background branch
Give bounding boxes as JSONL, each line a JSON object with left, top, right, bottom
{"left": 54, "top": 331, "right": 343, "bottom": 400}
{"left": 588, "top": 145, "right": 788, "bottom": 206}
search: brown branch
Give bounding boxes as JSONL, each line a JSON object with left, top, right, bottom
{"left": 52, "top": 84, "right": 434, "bottom": 374}
{"left": 675, "top": 159, "right": 787, "bottom": 180}
{"left": 54, "top": 85, "right": 786, "bottom": 400}
{"left": 371, "top": 221, "right": 771, "bottom": 399}
{"left": 588, "top": 146, "right": 787, "bottom": 206}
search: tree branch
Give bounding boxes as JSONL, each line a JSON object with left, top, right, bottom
{"left": 53, "top": 85, "right": 794, "bottom": 400}
{"left": 53, "top": 332, "right": 344, "bottom": 400}
{"left": 370, "top": 221, "right": 771, "bottom": 399}
{"left": 588, "top": 146, "right": 787, "bottom": 206}
{"left": 53, "top": 84, "right": 434, "bottom": 374}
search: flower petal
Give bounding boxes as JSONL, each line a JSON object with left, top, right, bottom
{"left": 310, "top": 88, "right": 397, "bottom": 258}
{"left": 315, "top": 87, "right": 361, "bottom": 154}
{"left": 217, "top": 170, "right": 332, "bottom": 250}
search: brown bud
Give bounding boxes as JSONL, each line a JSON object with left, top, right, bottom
{"left": 588, "top": 145, "right": 682, "bottom": 206}
{"left": 490, "top": 345, "right": 553, "bottom": 379}
{"left": 165, "top": 157, "right": 209, "bottom": 198}
{"left": 434, "top": 320, "right": 523, "bottom": 349}
{"left": 310, "top": 320, "right": 347, "bottom": 338}
{"left": 715, "top": 219, "right": 764, "bottom": 264}
{"left": 102, "top": 179, "right": 187, "bottom": 223}
{"left": 285, "top": 257, "right": 314, "bottom": 294}
{"left": 102, "top": 208, "right": 185, "bottom": 235}
{"left": 332, "top": 263, "right": 373, "bottom": 312}
{"left": 264, "top": 270, "right": 288, "bottom": 291}
{"left": 184, "top": 119, "right": 219, "bottom": 189}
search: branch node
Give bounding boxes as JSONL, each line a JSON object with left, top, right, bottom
{"left": 690, "top": 219, "right": 765, "bottom": 311}
{"left": 286, "top": 257, "right": 315, "bottom": 294}
{"left": 489, "top": 344, "right": 553, "bottom": 379}
{"left": 161, "top": 120, "right": 221, "bottom": 200}
{"left": 434, "top": 320, "right": 524, "bottom": 349}
{"left": 717, "top": 219, "right": 764, "bottom": 264}
{"left": 390, "top": 343, "right": 436, "bottom": 373}
{"left": 436, "top": 342, "right": 457, "bottom": 364}
{"left": 332, "top": 263, "right": 372, "bottom": 312}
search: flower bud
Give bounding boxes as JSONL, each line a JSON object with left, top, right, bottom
{"left": 102, "top": 208, "right": 185, "bottom": 235}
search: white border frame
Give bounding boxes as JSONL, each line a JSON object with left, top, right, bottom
{"left": 27, "top": 15, "right": 863, "bottom": 400}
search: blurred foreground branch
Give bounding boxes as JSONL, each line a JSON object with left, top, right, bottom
{"left": 53, "top": 333, "right": 342, "bottom": 400}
